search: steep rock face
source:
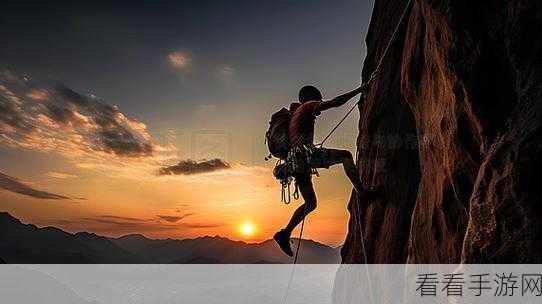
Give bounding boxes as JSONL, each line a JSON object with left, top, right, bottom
{"left": 341, "top": 0, "right": 421, "bottom": 264}
{"left": 341, "top": 0, "right": 542, "bottom": 264}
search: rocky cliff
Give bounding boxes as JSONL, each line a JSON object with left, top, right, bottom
{"left": 341, "top": 0, "right": 542, "bottom": 264}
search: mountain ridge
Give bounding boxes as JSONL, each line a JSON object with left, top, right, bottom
{"left": 0, "top": 211, "right": 340, "bottom": 264}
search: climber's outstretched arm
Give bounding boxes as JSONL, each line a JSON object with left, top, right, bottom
{"left": 318, "top": 84, "right": 368, "bottom": 112}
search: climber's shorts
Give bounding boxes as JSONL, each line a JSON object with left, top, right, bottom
{"left": 309, "top": 147, "right": 335, "bottom": 169}
{"left": 290, "top": 147, "right": 341, "bottom": 175}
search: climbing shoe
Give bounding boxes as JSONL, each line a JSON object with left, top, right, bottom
{"left": 273, "top": 230, "right": 293, "bottom": 257}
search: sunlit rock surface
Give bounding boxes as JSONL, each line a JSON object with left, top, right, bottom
{"left": 340, "top": 0, "right": 542, "bottom": 265}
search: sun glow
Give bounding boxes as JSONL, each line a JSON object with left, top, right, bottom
{"left": 239, "top": 221, "right": 256, "bottom": 238}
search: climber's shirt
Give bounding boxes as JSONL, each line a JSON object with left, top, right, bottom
{"left": 289, "top": 100, "right": 321, "bottom": 148}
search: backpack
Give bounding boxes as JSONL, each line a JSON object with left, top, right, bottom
{"left": 265, "top": 107, "right": 291, "bottom": 160}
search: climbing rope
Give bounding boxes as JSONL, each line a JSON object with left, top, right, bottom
{"left": 354, "top": 193, "right": 375, "bottom": 304}
{"left": 346, "top": 0, "right": 414, "bottom": 301}
{"left": 318, "top": 95, "right": 362, "bottom": 146}
{"left": 317, "top": 0, "right": 414, "bottom": 147}
{"left": 282, "top": 0, "right": 413, "bottom": 303}
{"left": 282, "top": 216, "right": 305, "bottom": 304}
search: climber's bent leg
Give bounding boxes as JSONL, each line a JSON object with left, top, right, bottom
{"left": 322, "top": 148, "right": 384, "bottom": 202}
{"left": 283, "top": 174, "right": 317, "bottom": 235}
{"left": 325, "top": 148, "right": 366, "bottom": 195}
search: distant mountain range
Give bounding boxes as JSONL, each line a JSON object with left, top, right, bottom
{"left": 0, "top": 212, "right": 340, "bottom": 264}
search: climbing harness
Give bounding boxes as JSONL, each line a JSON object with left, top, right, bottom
{"left": 281, "top": 0, "right": 413, "bottom": 303}
{"left": 275, "top": 145, "right": 319, "bottom": 204}
{"left": 274, "top": 159, "right": 298, "bottom": 204}
{"left": 280, "top": 176, "right": 299, "bottom": 204}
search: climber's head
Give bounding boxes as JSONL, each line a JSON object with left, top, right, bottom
{"left": 298, "top": 85, "right": 322, "bottom": 103}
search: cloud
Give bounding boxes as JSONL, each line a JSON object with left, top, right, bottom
{"left": 49, "top": 85, "right": 154, "bottom": 157}
{"left": 0, "top": 84, "right": 34, "bottom": 134}
{"left": 158, "top": 159, "right": 231, "bottom": 175}
{"left": 182, "top": 223, "right": 223, "bottom": 229}
{"left": 0, "top": 172, "right": 69, "bottom": 200}
{"left": 41, "top": 214, "right": 222, "bottom": 234}
{"left": 0, "top": 70, "right": 170, "bottom": 175}
{"left": 167, "top": 51, "right": 190, "bottom": 68}
{"left": 217, "top": 65, "right": 235, "bottom": 78}
{"left": 99, "top": 215, "right": 146, "bottom": 222}
{"left": 26, "top": 89, "right": 49, "bottom": 100}
{"left": 157, "top": 213, "right": 193, "bottom": 223}
{"left": 80, "top": 215, "right": 160, "bottom": 229}
{"left": 46, "top": 171, "right": 77, "bottom": 179}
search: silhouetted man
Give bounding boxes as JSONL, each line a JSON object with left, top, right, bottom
{"left": 274, "top": 85, "right": 378, "bottom": 256}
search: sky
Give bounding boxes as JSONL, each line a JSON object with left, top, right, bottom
{"left": 0, "top": 0, "right": 375, "bottom": 246}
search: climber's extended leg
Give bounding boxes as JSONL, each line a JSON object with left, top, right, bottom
{"left": 320, "top": 148, "right": 382, "bottom": 200}
{"left": 274, "top": 174, "right": 316, "bottom": 256}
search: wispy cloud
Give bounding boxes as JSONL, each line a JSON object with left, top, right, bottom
{"left": 41, "top": 213, "right": 222, "bottom": 234}
{"left": 158, "top": 159, "right": 231, "bottom": 175}
{"left": 0, "top": 70, "right": 175, "bottom": 176}
{"left": 217, "top": 65, "right": 235, "bottom": 78}
{"left": 46, "top": 171, "right": 77, "bottom": 179}
{"left": 0, "top": 172, "right": 69, "bottom": 200}
{"left": 99, "top": 215, "right": 146, "bottom": 222}
{"left": 167, "top": 51, "right": 190, "bottom": 68}
{"left": 181, "top": 222, "right": 223, "bottom": 229}
{"left": 157, "top": 213, "right": 194, "bottom": 223}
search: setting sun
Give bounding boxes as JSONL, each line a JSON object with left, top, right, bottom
{"left": 239, "top": 221, "right": 256, "bottom": 238}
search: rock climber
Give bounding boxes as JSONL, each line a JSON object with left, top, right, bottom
{"left": 273, "top": 84, "right": 380, "bottom": 256}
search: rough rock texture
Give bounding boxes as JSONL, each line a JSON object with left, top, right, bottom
{"left": 340, "top": 0, "right": 542, "bottom": 265}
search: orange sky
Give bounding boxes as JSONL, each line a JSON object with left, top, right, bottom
{"left": 0, "top": 161, "right": 354, "bottom": 246}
